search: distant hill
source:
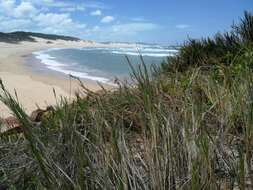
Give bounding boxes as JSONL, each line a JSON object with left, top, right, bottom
{"left": 0, "top": 31, "right": 80, "bottom": 43}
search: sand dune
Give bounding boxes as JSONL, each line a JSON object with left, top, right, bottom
{"left": 0, "top": 37, "right": 119, "bottom": 118}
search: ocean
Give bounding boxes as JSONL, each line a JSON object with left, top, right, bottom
{"left": 32, "top": 45, "right": 178, "bottom": 84}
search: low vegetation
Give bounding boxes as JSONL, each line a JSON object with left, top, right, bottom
{"left": 0, "top": 11, "right": 253, "bottom": 189}
{"left": 0, "top": 31, "right": 80, "bottom": 43}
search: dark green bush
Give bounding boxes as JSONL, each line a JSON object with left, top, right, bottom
{"left": 162, "top": 11, "right": 253, "bottom": 73}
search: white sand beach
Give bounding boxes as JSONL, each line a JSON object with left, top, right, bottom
{"left": 0, "top": 37, "right": 123, "bottom": 118}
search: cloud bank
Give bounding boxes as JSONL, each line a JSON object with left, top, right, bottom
{"left": 0, "top": 0, "right": 160, "bottom": 42}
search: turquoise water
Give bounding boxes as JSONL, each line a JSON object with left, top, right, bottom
{"left": 33, "top": 46, "right": 178, "bottom": 84}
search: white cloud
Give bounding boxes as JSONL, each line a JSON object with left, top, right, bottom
{"left": 101, "top": 16, "right": 115, "bottom": 23}
{"left": 34, "top": 13, "right": 86, "bottom": 34}
{"left": 84, "top": 25, "right": 101, "bottom": 36}
{"left": 111, "top": 23, "right": 159, "bottom": 35}
{"left": 24, "top": 0, "right": 107, "bottom": 10}
{"left": 0, "top": 0, "right": 15, "bottom": 12}
{"left": 23, "top": 0, "right": 86, "bottom": 12}
{"left": 90, "top": 9, "right": 102, "bottom": 16}
{"left": 34, "top": 13, "right": 71, "bottom": 27}
{"left": 59, "top": 7, "right": 76, "bottom": 12}
{"left": 93, "top": 26, "right": 100, "bottom": 31}
{"left": 176, "top": 24, "right": 190, "bottom": 29}
{"left": 0, "top": 0, "right": 158, "bottom": 42}
{"left": 23, "top": 0, "right": 67, "bottom": 7}
{"left": 0, "top": 16, "right": 32, "bottom": 32}
{"left": 0, "top": 0, "right": 88, "bottom": 36}
{"left": 15, "top": 2, "right": 37, "bottom": 18}
{"left": 60, "top": 6, "right": 85, "bottom": 12}
{"left": 83, "top": 22, "right": 160, "bottom": 41}
{"left": 0, "top": 0, "right": 37, "bottom": 18}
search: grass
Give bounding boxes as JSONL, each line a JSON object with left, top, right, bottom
{"left": 0, "top": 11, "right": 253, "bottom": 190}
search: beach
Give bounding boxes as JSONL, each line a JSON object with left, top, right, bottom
{"left": 0, "top": 37, "right": 119, "bottom": 118}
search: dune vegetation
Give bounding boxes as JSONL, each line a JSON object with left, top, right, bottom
{"left": 0, "top": 31, "right": 80, "bottom": 43}
{"left": 0, "top": 11, "right": 253, "bottom": 190}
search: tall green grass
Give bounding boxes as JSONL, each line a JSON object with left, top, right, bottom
{"left": 0, "top": 11, "right": 253, "bottom": 190}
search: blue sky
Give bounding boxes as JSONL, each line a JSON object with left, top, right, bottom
{"left": 0, "top": 0, "right": 252, "bottom": 44}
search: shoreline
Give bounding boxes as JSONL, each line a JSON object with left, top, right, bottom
{"left": 29, "top": 48, "right": 114, "bottom": 85}
{"left": 0, "top": 37, "right": 121, "bottom": 118}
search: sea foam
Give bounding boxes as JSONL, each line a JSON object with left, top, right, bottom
{"left": 111, "top": 51, "right": 175, "bottom": 57}
{"left": 33, "top": 50, "right": 110, "bottom": 83}
{"left": 108, "top": 46, "right": 178, "bottom": 57}
{"left": 32, "top": 46, "right": 178, "bottom": 84}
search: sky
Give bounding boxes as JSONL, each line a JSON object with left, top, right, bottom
{"left": 0, "top": 0, "right": 252, "bottom": 44}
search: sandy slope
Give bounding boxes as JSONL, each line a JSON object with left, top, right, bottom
{"left": 0, "top": 37, "right": 120, "bottom": 118}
